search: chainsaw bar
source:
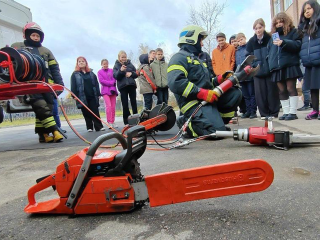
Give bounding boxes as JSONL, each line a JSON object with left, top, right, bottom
{"left": 143, "top": 159, "right": 273, "bottom": 207}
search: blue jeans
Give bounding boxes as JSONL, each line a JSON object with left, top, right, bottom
{"left": 156, "top": 88, "right": 169, "bottom": 105}
{"left": 302, "top": 80, "right": 311, "bottom": 105}
{"left": 143, "top": 93, "right": 153, "bottom": 110}
{"left": 240, "top": 81, "right": 257, "bottom": 114}
{"left": 52, "top": 98, "right": 61, "bottom": 127}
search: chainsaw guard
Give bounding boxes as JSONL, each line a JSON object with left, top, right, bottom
{"left": 145, "top": 159, "right": 274, "bottom": 207}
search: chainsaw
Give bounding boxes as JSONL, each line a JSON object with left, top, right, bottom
{"left": 25, "top": 125, "right": 274, "bottom": 215}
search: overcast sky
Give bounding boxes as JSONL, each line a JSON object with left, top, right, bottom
{"left": 15, "top": 0, "right": 271, "bottom": 96}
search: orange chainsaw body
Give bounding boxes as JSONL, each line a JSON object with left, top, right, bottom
{"left": 25, "top": 149, "right": 274, "bottom": 215}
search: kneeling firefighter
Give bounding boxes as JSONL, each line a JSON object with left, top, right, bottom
{"left": 168, "top": 25, "right": 243, "bottom": 137}
{"left": 11, "top": 22, "right": 64, "bottom": 143}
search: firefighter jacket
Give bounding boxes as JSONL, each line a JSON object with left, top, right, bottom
{"left": 150, "top": 59, "right": 168, "bottom": 88}
{"left": 11, "top": 41, "right": 64, "bottom": 86}
{"left": 168, "top": 44, "right": 217, "bottom": 115}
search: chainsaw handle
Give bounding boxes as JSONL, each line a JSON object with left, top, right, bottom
{"left": 87, "top": 132, "right": 127, "bottom": 157}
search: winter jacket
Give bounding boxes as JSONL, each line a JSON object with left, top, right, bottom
{"left": 113, "top": 59, "right": 137, "bottom": 90}
{"left": 211, "top": 43, "right": 235, "bottom": 76}
{"left": 11, "top": 41, "right": 63, "bottom": 86}
{"left": 267, "top": 28, "right": 302, "bottom": 71}
{"left": 199, "top": 51, "right": 214, "bottom": 77}
{"left": 299, "top": 21, "right": 320, "bottom": 67}
{"left": 97, "top": 68, "right": 118, "bottom": 96}
{"left": 71, "top": 71, "right": 101, "bottom": 109}
{"left": 235, "top": 44, "right": 247, "bottom": 67}
{"left": 150, "top": 59, "right": 168, "bottom": 88}
{"left": 236, "top": 44, "right": 252, "bottom": 81}
{"left": 246, "top": 31, "right": 271, "bottom": 78}
{"left": 137, "top": 54, "right": 157, "bottom": 94}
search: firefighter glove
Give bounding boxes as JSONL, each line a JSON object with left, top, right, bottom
{"left": 197, "top": 88, "right": 218, "bottom": 103}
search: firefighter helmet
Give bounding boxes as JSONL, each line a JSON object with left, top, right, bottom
{"left": 23, "top": 22, "right": 44, "bottom": 43}
{"left": 178, "top": 25, "right": 208, "bottom": 47}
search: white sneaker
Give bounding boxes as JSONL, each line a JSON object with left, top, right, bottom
{"left": 112, "top": 123, "right": 118, "bottom": 128}
{"left": 88, "top": 129, "right": 93, "bottom": 132}
{"left": 100, "top": 128, "right": 105, "bottom": 131}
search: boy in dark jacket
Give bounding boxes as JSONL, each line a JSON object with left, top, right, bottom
{"left": 236, "top": 33, "right": 257, "bottom": 119}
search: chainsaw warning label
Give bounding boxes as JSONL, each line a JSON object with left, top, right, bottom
{"left": 203, "top": 174, "right": 244, "bottom": 185}
{"left": 95, "top": 152, "right": 114, "bottom": 158}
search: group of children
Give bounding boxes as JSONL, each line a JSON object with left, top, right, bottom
{"left": 8, "top": 0, "right": 320, "bottom": 143}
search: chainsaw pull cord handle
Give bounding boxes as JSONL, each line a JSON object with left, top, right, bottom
{"left": 87, "top": 132, "right": 128, "bottom": 157}
{"left": 65, "top": 132, "right": 128, "bottom": 209}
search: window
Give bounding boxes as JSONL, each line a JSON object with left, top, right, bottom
{"left": 274, "top": 0, "right": 281, "bottom": 14}
{"left": 284, "top": 0, "right": 293, "bottom": 10}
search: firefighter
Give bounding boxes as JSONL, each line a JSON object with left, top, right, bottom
{"left": 168, "top": 25, "right": 242, "bottom": 137}
{"left": 11, "top": 22, "right": 64, "bottom": 143}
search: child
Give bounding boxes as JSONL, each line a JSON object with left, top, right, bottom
{"left": 268, "top": 12, "right": 302, "bottom": 121}
{"left": 11, "top": 22, "right": 64, "bottom": 143}
{"left": 236, "top": 33, "right": 257, "bottom": 119}
{"left": 98, "top": 59, "right": 118, "bottom": 128}
{"left": 150, "top": 48, "right": 169, "bottom": 104}
{"left": 113, "top": 50, "right": 138, "bottom": 124}
{"left": 299, "top": 0, "right": 320, "bottom": 120}
{"left": 229, "top": 34, "right": 239, "bottom": 51}
{"left": 137, "top": 54, "right": 157, "bottom": 110}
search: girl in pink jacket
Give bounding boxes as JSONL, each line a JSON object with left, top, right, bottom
{"left": 97, "top": 59, "right": 118, "bottom": 128}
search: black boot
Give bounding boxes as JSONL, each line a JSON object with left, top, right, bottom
{"left": 241, "top": 112, "right": 251, "bottom": 118}
{"left": 279, "top": 114, "right": 288, "bottom": 120}
{"left": 249, "top": 112, "right": 257, "bottom": 119}
{"left": 285, "top": 114, "right": 298, "bottom": 121}
{"left": 297, "top": 103, "right": 311, "bottom": 111}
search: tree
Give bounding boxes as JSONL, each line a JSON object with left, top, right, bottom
{"left": 187, "top": 0, "right": 227, "bottom": 54}
{"left": 138, "top": 43, "right": 149, "bottom": 55}
{"left": 127, "top": 50, "right": 139, "bottom": 68}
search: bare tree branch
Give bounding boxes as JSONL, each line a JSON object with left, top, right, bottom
{"left": 187, "top": 0, "right": 227, "bottom": 53}
{"left": 138, "top": 43, "right": 149, "bottom": 55}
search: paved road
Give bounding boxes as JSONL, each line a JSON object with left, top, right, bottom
{"left": 0, "top": 111, "right": 319, "bottom": 240}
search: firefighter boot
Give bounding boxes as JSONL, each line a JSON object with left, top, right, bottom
{"left": 53, "top": 130, "right": 63, "bottom": 143}
{"left": 39, "top": 133, "right": 54, "bottom": 143}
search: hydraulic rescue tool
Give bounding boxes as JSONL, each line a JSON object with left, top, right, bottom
{"left": 25, "top": 125, "right": 274, "bottom": 215}
{"left": 0, "top": 47, "right": 63, "bottom": 100}
{"left": 218, "top": 117, "right": 320, "bottom": 150}
{"left": 175, "top": 117, "right": 320, "bottom": 150}
{"left": 0, "top": 47, "right": 67, "bottom": 137}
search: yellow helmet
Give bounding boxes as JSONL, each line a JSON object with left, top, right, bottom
{"left": 178, "top": 25, "right": 208, "bottom": 47}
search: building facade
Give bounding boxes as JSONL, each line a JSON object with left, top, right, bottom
{"left": 269, "top": 0, "right": 319, "bottom": 26}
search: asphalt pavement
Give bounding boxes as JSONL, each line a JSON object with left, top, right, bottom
{"left": 0, "top": 108, "right": 319, "bottom": 240}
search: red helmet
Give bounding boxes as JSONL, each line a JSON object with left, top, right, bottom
{"left": 23, "top": 22, "right": 44, "bottom": 43}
